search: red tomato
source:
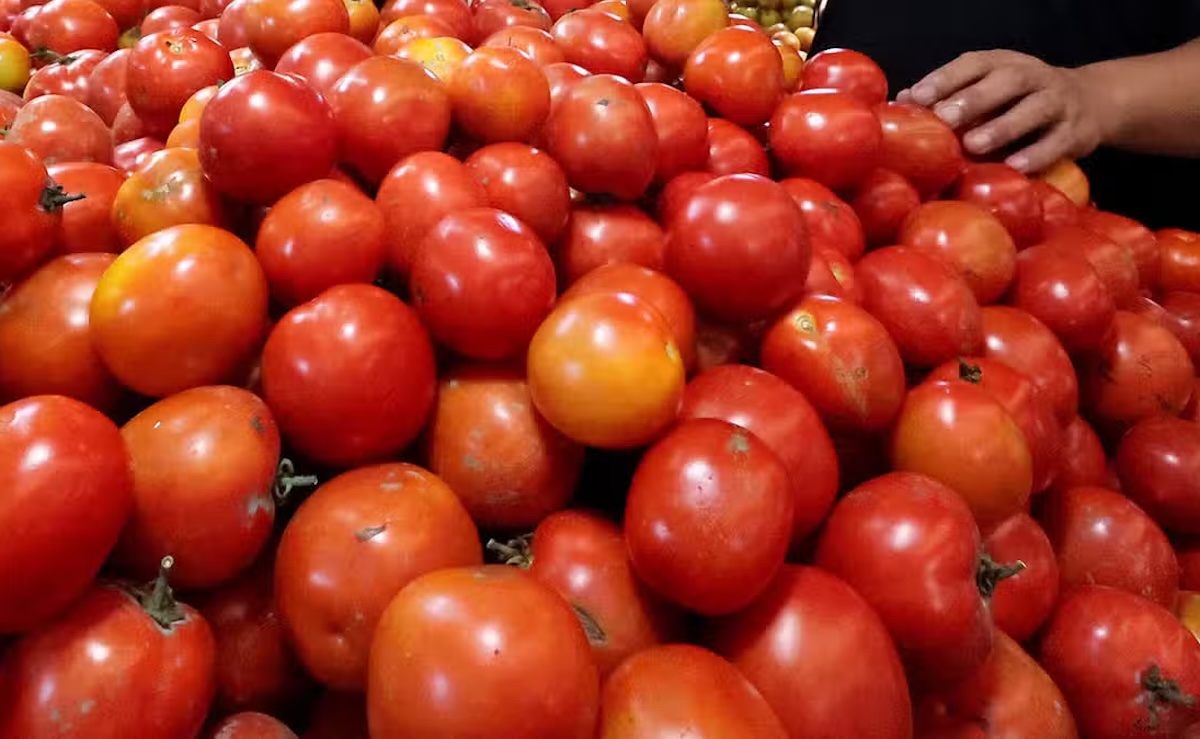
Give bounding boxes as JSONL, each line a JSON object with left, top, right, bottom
{"left": 46, "top": 161, "right": 123, "bottom": 254}
{"left": 804, "top": 246, "right": 862, "bottom": 302}
{"left": 1042, "top": 224, "right": 1140, "bottom": 308}
{"left": 1040, "top": 586, "right": 1200, "bottom": 739}
{"left": 799, "top": 47, "right": 888, "bottom": 106}
{"left": 636, "top": 81, "right": 708, "bottom": 184}
{"left": 704, "top": 116, "right": 770, "bottom": 176}
{"left": 657, "top": 170, "right": 717, "bottom": 224}
{"left": 273, "top": 32, "right": 372, "bottom": 100}
{"left": 1042, "top": 485, "right": 1179, "bottom": 608}
{"left": 449, "top": 46, "right": 549, "bottom": 143}
{"left": 208, "top": 712, "right": 298, "bottom": 739}
{"left": 472, "top": 0, "right": 550, "bottom": 40}
{"left": 141, "top": 5, "right": 202, "bottom": 34}
{"left": 550, "top": 8, "right": 645, "bottom": 81}
{"left": 850, "top": 167, "right": 921, "bottom": 247}
{"left": 112, "top": 135, "right": 164, "bottom": 174}
{"left": 242, "top": 0, "right": 348, "bottom": 67}
{"left": 464, "top": 142, "right": 570, "bottom": 245}
{"left": 769, "top": 89, "right": 880, "bottom": 190}
{"left": 200, "top": 70, "right": 336, "bottom": 205}
{"left": 0, "top": 565, "right": 216, "bottom": 739}
{"left": 900, "top": 200, "right": 1018, "bottom": 304}
{"left": 980, "top": 305, "right": 1079, "bottom": 424}
{"left": 540, "top": 58, "right": 587, "bottom": 102}
{"left": 22, "top": 48, "right": 104, "bottom": 103}
{"left": 1160, "top": 291, "right": 1200, "bottom": 367}
{"left": 7, "top": 92, "right": 111, "bottom": 164}
{"left": 1080, "top": 209, "right": 1160, "bottom": 289}
{"left": 0, "top": 396, "right": 130, "bottom": 635}
{"left": 640, "top": 0, "right": 726, "bottom": 69}
{"left": 1158, "top": 228, "right": 1200, "bottom": 293}
{"left": 542, "top": 73, "right": 657, "bottom": 201}
{"left": 678, "top": 364, "right": 838, "bottom": 547}
{"left": 1009, "top": 243, "right": 1115, "bottom": 353}
{"left": 379, "top": 0, "right": 471, "bottom": 39}
{"left": 665, "top": 173, "right": 810, "bottom": 323}
{"left": 112, "top": 146, "right": 229, "bottom": 246}
{"left": 276, "top": 464, "right": 480, "bottom": 691}
{"left": 624, "top": 418, "right": 793, "bottom": 615}
{"left": 373, "top": 14, "right": 453, "bottom": 53}
{"left": 368, "top": 566, "right": 599, "bottom": 737}
{"left": 195, "top": 560, "right": 312, "bottom": 716}
{"left": 983, "top": 513, "right": 1059, "bottom": 643}
{"left": 952, "top": 163, "right": 1044, "bottom": 247}
{"left": 527, "top": 291, "right": 685, "bottom": 448}
{"left": 816, "top": 472, "right": 993, "bottom": 687}
{"left": 126, "top": 27, "right": 232, "bottom": 131}
{"left": 708, "top": 565, "right": 912, "bottom": 738}
{"left": 1046, "top": 419, "right": 1108, "bottom": 500}
{"left": 1081, "top": 310, "right": 1195, "bottom": 424}
{"left": 779, "top": 177, "right": 866, "bottom": 262}
{"left": 1031, "top": 178, "right": 1081, "bottom": 230}
{"left": 261, "top": 285, "right": 436, "bottom": 468}
{"left": 856, "top": 245, "right": 984, "bottom": 367}
{"left": 1117, "top": 417, "right": 1200, "bottom": 534}
{"left": 873, "top": 101, "right": 965, "bottom": 198}
{"left": 683, "top": 26, "right": 783, "bottom": 125}
{"left": 24, "top": 0, "right": 118, "bottom": 54}
{"left": 597, "top": 644, "right": 787, "bottom": 738}
{"left": 480, "top": 25, "right": 565, "bottom": 65}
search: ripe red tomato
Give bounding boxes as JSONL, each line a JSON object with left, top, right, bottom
{"left": 449, "top": 46, "right": 549, "bottom": 142}
{"left": 141, "top": 6, "right": 202, "bottom": 34}
{"left": 952, "top": 163, "right": 1044, "bottom": 247}
{"left": 778, "top": 177, "right": 865, "bottom": 262}
{"left": 1080, "top": 209, "right": 1160, "bottom": 289}
{"left": 665, "top": 174, "right": 810, "bottom": 323}
{"left": 261, "top": 284, "right": 436, "bottom": 468}
{"left": 7, "top": 92, "right": 112, "bottom": 164}
{"left": 657, "top": 170, "right": 717, "bottom": 224}
{"left": 464, "top": 142, "right": 570, "bottom": 245}
{"left": 481, "top": 25, "right": 565, "bottom": 65}
{"left": 899, "top": 200, "right": 1017, "bottom": 304}
{"left": 769, "top": 89, "right": 880, "bottom": 190}
{"left": 1043, "top": 224, "right": 1140, "bottom": 309}
{"left": 856, "top": 245, "right": 984, "bottom": 367}
{"left": 527, "top": 291, "right": 685, "bottom": 448}
{"left": 816, "top": 472, "right": 993, "bottom": 687}
{"left": 241, "top": 0, "right": 348, "bottom": 67}
{"left": 0, "top": 568, "right": 216, "bottom": 739}
{"left": 850, "top": 167, "right": 921, "bottom": 247}
{"left": 208, "top": 712, "right": 298, "bottom": 739}
{"left": 980, "top": 305, "right": 1079, "bottom": 424}
{"left": 804, "top": 246, "right": 862, "bottom": 302}
{"left": 1041, "top": 485, "right": 1179, "bottom": 608}
{"left": 22, "top": 48, "right": 104, "bottom": 103}
{"left": 1158, "top": 291, "right": 1200, "bottom": 366}
{"left": 24, "top": 0, "right": 118, "bottom": 54}
{"left": 373, "top": 14, "right": 454, "bottom": 53}
{"left": 800, "top": 48, "right": 888, "bottom": 106}
{"left": 200, "top": 70, "right": 337, "bottom": 205}
{"left": 1009, "top": 243, "right": 1115, "bottom": 353}
{"left": 597, "top": 644, "right": 787, "bottom": 738}
{"left": 1050, "top": 415, "right": 1110, "bottom": 496}
{"left": 1117, "top": 417, "right": 1200, "bottom": 534}
{"left": 112, "top": 135, "right": 164, "bottom": 174}
{"left": 1158, "top": 228, "right": 1200, "bottom": 293}
{"left": 679, "top": 364, "right": 838, "bottom": 547}
{"left": 379, "top": 0, "right": 472, "bottom": 38}
{"left": 273, "top": 32, "right": 373, "bottom": 100}
{"left": 640, "top": 0, "right": 726, "bottom": 69}
{"left": 45, "top": 161, "right": 123, "bottom": 254}
{"left": 276, "top": 464, "right": 480, "bottom": 691}
{"left": 550, "top": 8, "right": 646, "bottom": 81}
{"left": 125, "top": 27, "right": 232, "bottom": 131}
{"left": 1081, "top": 310, "right": 1195, "bottom": 424}
{"left": 636, "top": 81, "right": 708, "bottom": 184}
{"left": 684, "top": 25, "right": 783, "bottom": 125}
{"left": 112, "top": 146, "right": 229, "bottom": 245}
{"left": 472, "top": 0, "right": 550, "bottom": 40}
{"left": 556, "top": 204, "right": 667, "bottom": 285}
{"left": 873, "top": 101, "right": 965, "bottom": 198}
{"left": 709, "top": 565, "right": 911, "bottom": 738}
{"left": 0, "top": 396, "right": 130, "bottom": 635}
{"left": 0, "top": 157, "right": 66, "bottom": 283}
{"left": 543, "top": 73, "right": 657, "bottom": 200}
{"left": 368, "top": 566, "right": 599, "bottom": 737}
{"left": 983, "top": 513, "right": 1059, "bottom": 643}
{"left": 1040, "top": 586, "right": 1200, "bottom": 739}
{"left": 704, "top": 116, "right": 770, "bottom": 176}
{"left": 1031, "top": 178, "right": 1081, "bottom": 230}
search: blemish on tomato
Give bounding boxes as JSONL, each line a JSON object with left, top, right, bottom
{"left": 355, "top": 524, "right": 387, "bottom": 542}
{"left": 792, "top": 311, "right": 817, "bottom": 334}
{"left": 727, "top": 430, "right": 751, "bottom": 454}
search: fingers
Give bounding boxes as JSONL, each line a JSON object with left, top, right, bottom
{"left": 932, "top": 64, "right": 1044, "bottom": 129}
{"left": 1005, "top": 123, "right": 1079, "bottom": 174}
{"left": 961, "top": 89, "right": 1064, "bottom": 155}
{"left": 901, "top": 50, "right": 1025, "bottom": 107}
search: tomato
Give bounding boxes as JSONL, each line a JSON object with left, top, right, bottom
{"left": 327, "top": 56, "right": 450, "bottom": 186}
{"left": 0, "top": 33, "right": 30, "bottom": 93}
{"left": 635, "top": 81, "right": 707, "bottom": 185}
{"left": 951, "top": 163, "right": 1044, "bottom": 247}
{"left": 556, "top": 203, "right": 665, "bottom": 286}
{"left": 473, "top": 0, "right": 550, "bottom": 40}
{"left": 640, "top": 0, "right": 725, "bottom": 69}
{"left": 549, "top": 9, "right": 645, "bottom": 81}
{"left": 1009, "top": 243, "right": 1115, "bottom": 353}
{"left": 111, "top": 146, "right": 228, "bottom": 245}
{"left": 983, "top": 513, "right": 1059, "bottom": 643}
{"left": 195, "top": 560, "right": 312, "bottom": 717}
{"left": 7, "top": 93, "right": 112, "bottom": 165}
{"left": 90, "top": 224, "right": 268, "bottom": 397}
{"left": 804, "top": 246, "right": 861, "bottom": 302}
{"left": 0, "top": 90, "right": 24, "bottom": 129}
{"left": 980, "top": 305, "right": 1079, "bottom": 424}
{"left": 779, "top": 178, "right": 865, "bottom": 262}
{"left": 915, "top": 631, "right": 1078, "bottom": 739}
{"left": 1042, "top": 224, "right": 1140, "bottom": 308}
{"left": 22, "top": 48, "right": 104, "bottom": 104}
{"left": 273, "top": 32, "right": 372, "bottom": 101}
{"left": 199, "top": 70, "right": 336, "bottom": 205}
{"left": 1082, "top": 310, "right": 1195, "bottom": 424}
{"left": 527, "top": 291, "right": 684, "bottom": 448}
{"left": 369, "top": 566, "right": 599, "bottom": 737}
{"left": 1159, "top": 291, "right": 1200, "bottom": 366}
{"left": 126, "top": 27, "right": 233, "bottom": 132}
{"left": 304, "top": 692, "right": 369, "bottom": 739}
{"left": 464, "top": 142, "right": 570, "bottom": 245}
{"left": 43, "top": 161, "right": 121, "bottom": 255}
{"left": 899, "top": 200, "right": 1017, "bottom": 305}
{"left": 873, "top": 101, "right": 965, "bottom": 198}
{"left": 760, "top": 294, "right": 905, "bottom": 433}
{"left": 1039, "top": 586, "right": 1200, "bottom": 739}
{"left": 0, "top": 565, "right": 216, "bottom": 739}
{"left": 768, "top": 90, "right": 880, "bottom": 190}
{"left": 24, "top": 0, "right": 118, "bottom": 54}
{"left": 599, "top": 644, "right": 788, "bottom": 736}
{"left": 112, "top": 135, "right": 165, "bottom": 173}
{"left": 241, "top": 0, "right": 348, "bottom": 67}
{"left": 665, "top": 174, "right": 810, "bottom": 323}
{"left": 800, "top": 47, "right": 888, "bottom": 106}
{"left": 0, "top": 137, "right": 66, "bottom": 277}
{"left": 112, "top": 99, "right": 151, "bottom": 142}
{"left": 391, "top": 35, "right": 471, "bottom": 81}
{"left": 656, "top": 170, "right": 716, "bottom": 224}
{"left": 209, "top": 712, "right": 298, "bottom": 739}
{"left": 684, "top": 26, "right": 783, "bottom": 125}
{"left": 373, "top": 13, "right": 450, "bottom": 52}
{"left": 255, "top": 178, "right": 385, "bottom": 308}
{"left": 1117, "top": 417, "right": 1200, "bottom": 535}
{"left": 703, "top": 116, "right": 770, "bottom": 176}
{"left": 708, "top": 565, "right": 911, "bottom": 738}
{"left": 261, "top": 285, "right": 435, "bottom": 467}
{"left": 1037, "top": 158, "right": 1090, "bottom": 206}
{"left": 449, "top": 49, "right": 549, "bottom": 145}
{"left": 480, "top": 25, "right": 564, "bottom": 65}
{"left": 1158, "top": 228, "right": 1200, "bottom": 293}
{"left": 0, "top": 396, "right": 130, "bottom": 635}
{"left": 543, "top": 73, "right": 656, "bottom": 201}
{"left": 850, "top": 167, "right": 920, "bottom": 247}
{"left": 141, "top": 6, "right": 202, "bottom": 34}
{"left": 856, "top": 245, "right": 984, "bottom": 367}
{"left": 378, "top": 0, "right": 471, "bottom": 39}
{"left": 1030, "top": 178, "right": 1081, "bottom": 231}
{"left": 1079, "top": 209, "right": 1160, "bottom": 289}
{"left": 1049, "top": 415, "right": 1109, "bottom": 496}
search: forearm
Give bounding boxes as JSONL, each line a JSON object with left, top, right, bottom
{"left": 1077, "top": 37, "right": 1200, "bottom": 156}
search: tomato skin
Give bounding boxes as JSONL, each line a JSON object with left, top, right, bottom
{"left": 665, "top": 173, "right": 810, "bottom": 323}
{"left": 550, "top": 9, "right": 646, "bottom": 81}
{"left": 1158, "top": 291, "right": 1200, "bottom": 367}
{"left": 1158, "top": 228, "right": 1200, "bottom": 293}
{"left": 473, "top": 0, "right": 551, "bottom": 40}
{"left": 856, "top": 245, "right": 984, "bottom": 368}
{"left": 261, "top": 284, "right": 437, "bottom": 468}
{"left": 1117, "top": 417, "right": 1200, "bottom": 535}
{"left": 679, "top": 364, "right": 838, "bottom": 547}
{"left": 684, "top": 25, "right": 783, "bottom": 126}
{"left": 277, "top": 464, "right": 481, "bottom": 692}
{"left": 465, "top": 142, "right": 570, "bottom": 245}
{"left": 369, "top": 566, "right": 600, "bottom": 738}
{"left": 799, "top": 48, "right": 888, "bottom": 106}
{"left": 273, "top": 32, "right": 372, "bottom": 101}
{"left": 0, "top": 396, "right": 131, "bottom": 635}
{"left": 24, "top": 0, "right": 119, "bottom": 54}
{"left": 624, "top": 418, "right": 793, "bottom": 615}
{"left": 543, "top": 73, "right": 657, "bottom": 201}
{"left": 0, "top": 582, "right": 216, "bottom": 739}
{"left": 379, "top": 0, "right": 472, "bottom": 38}
{"left": 112, "top": 135, "right": 165, "bottom": 175}
{"left": 22, "top": 48, "right": 105, "bottom": 104}
{"left": 980, "top": 305, "right": 1079, "bottom": 424}
{"left": 449, "top": 46, "right": 550, "bottom": 143}
{"left": 1039, "top": 586, "right": 1200, "bottom": 739}
{"left": 1046, "top": 417, "right": 1108, "bottom": 499}
{"left": 816, "top": 472, "right": 992, "bottom": 687}
{"left": 805, "top": 246, "right": 862, "bottom": 302}
{"left": 1031, "top": 178, "right": 1081, "bottom": 230}
{"left": 708, "top": 565, "right": 912, "bottom": 739}
{"left": 704, "top": 116, "right": 770, "bottom": 176}
{"left": 769, "top": 89, "right": 881, "bottom": 190}
{"left": 7, "top": 92, "right": 112, "bottom": 165}
{"left": 640, "top": 0, "right": 725, "bottom": 69}
{"left": 951, "top": 163, "right": 1044, "bottom": 247}
{"left": 555, "top": 203, "right": 666, "bottom": 286}
{"left": 112, "top": 146, "right": 230, "bottom": 246}
{"left": 126, "top": 27, "right": 233, "bottom": 131}
{"left": 636, "top": 81, "right": 708, "bottom": 185}
{"left": 1081, "top": 310, "right": 1195, "bottom": 424}
{"left": 900, "top": 200, "right": 1018, "bottom": 305}
{"left": 209, "top": 712, "right": 298, "bottom": 738}
{"left": 873, "top": 102, "right": 965, "bottom": 198}
{"left": 983, "top": 513, "right": 1059, "bottom": 644}
{"left": 779, "top": 177, "right": 866, "bottom": 262}
{"left": 45, "top": 161, "right": 123, "bottom": 255}
{"left": 1043, "top": 224, "right": 1141, "bottom": 309}
{"left": 1009, "top": 243, "right": 1116, "bottom": 353}
{"left": 242, "top": 0, "right": 348, "bottom": 67}
{"left": 850, "top": 167, "right": 921, "bottom": 247}
{"left": 1080, "top": 209, "right": 1160, "bottom": 289}
{"left": 481, "top": 25, "right": 565, "bottom": 65}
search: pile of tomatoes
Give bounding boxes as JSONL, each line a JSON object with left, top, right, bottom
{"left": 2, "top": 0, "right": 1200, "bottom": 735}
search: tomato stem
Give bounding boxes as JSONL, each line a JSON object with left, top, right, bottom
{"left": 486, "top": 536, "right": 532, "bottom": 568}
{"left": 1141, "top": 663, "right": 1197, "bottom": 730}
{"left": 29, "top": 47, "right": 73, "bottom": 65}
{"left": 40, "top": 184, "right": 86, "bottom": 212}
{"left": 137, "top": 555, "right": 187, "bottom": 629}
{"left": 975, "top": 553, "right": 1026, "bottom": 598}
{"left": 957, "top": 358, "right": 983, "bottom": 383}
{"left": 272, "top": 458, "right": 318, "bottom": 506}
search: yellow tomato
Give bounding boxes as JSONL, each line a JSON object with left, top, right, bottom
{"left": 1037, "top": 158, "right": 1091, "bottom": 207}
{"left": 0, "top": 36, "right": 31, "bottom": 94}
{"left": 344, "top": 0, "right": 381, "bottom": 44}
{"left": 774, "top": 38, "right": 803, "bottom": 91}
{"left": 394, "top": 36, "right": 472, "bottom": 83}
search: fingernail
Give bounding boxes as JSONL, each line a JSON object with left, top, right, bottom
{"left": 910, "top": 83, "right": 936, "bottom": 105}
{"left": 964, "top": 130, "right": 993, "bottom": 152}
{"left": 1007, "top": 154, "right": 1031, "bottom": 172}
{"left": 934, "top": 101, "right": 963, "bottom": 126}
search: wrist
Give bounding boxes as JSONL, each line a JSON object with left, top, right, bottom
{"left": 1073, "top": 61, "right": 1130, "bottom": 147}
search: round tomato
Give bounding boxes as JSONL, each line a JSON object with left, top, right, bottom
{"left": 368, "top": 566, "right": 599, "bottom": 737}
{"left": 373, "top": 14, "right": 453, "bottom": 53}
{"left": 90, "top": 224, "right": 269, "bottom": 397}
{"left": 952, "top": 162, "right": 1044, "bottom": 247}
{"left": 22, "top": 48, "right": 105, "bottom": 104}
{"left": 125, "top": 27, "right": 233, "bottom": 131}
{"left": 140, "top": 6, "right": 202, "bottom": 34}
{"left": 260, "top": 285, "right": 437, "bottom": 468}
{"left": 1032, "top": 178, "right": 1081, "bottom": 230}
{"left": 473, "top": 0, "right": 551, "bottom": 40}
{"left": 1160, "top": 291, "right": 1200, "bottom": 366}
{"left": 46, "top": 161, "right": 124, "bottom": 254}
{"left": 392, "top": 34, "right": 471, "bottom": 83}
{"left": 112, "top": 146, "right": 229, "bottom": 245}
{"left": 550, "top": 8, "right": 646, "bottom": 81}
{"left": 112, "top": 135, "right": 165, "bottom": 175}
{"left": 873, "top": 101, "right": 965, "bottom": 198}
{"left": 274, "top": 32, "right": 373, "bottom": 100}
{"left": 705, "top": 116, "right": 770, "bottom": 176}
{"left": 1080, "top": 209, "right": 1160, "bottom": 289}
{"left": 779, "top": 177, "right": 865, "bottom": 261}
{"left": 379, "top": 0, "right": 472, "bottom": 38}
{"left": 7, "top": 92, "right": 112, "bottom": 165}
{"left": 449, "top": 46, "right": 549, "bottom": 143}
{"left": 900, "top": 200, "right": 1018, "bottom": 304}
{"left": 1117, "top": 417, "right": 1200, "bottom": 534}
{"left": 1037, "top": 158, "right": 1090, "bottom": 205}
{"left": 556, "top": 204, "right": 667, "bottom": 287}
{"left": 800, "top": 47, "right": 888, "bottom": 105}
{"left": 1050, "top": 415, "right": 1110, "bottom": 495}
{"left": 804, "top": 246, "right": 862, "bottom": 302}
{"left": 1009, "top": 243, "right": 1115, "bottom": 353}
{"left": 1158, "top": 228, "right": 1200, "bottom": 293}
{"left": 983, "top": 513, "right": 1059, "bottom": 643}
{"left": 480, "top": 25, "right": 565, "bottom": 65}
{"left": 683, "top": 25, "right": 783, "bottom": 125}
{"left": 849, "top": 166, "right": 920, "bottom": 247}
{"left": 241, "top": 0, "right": 349, "bottom": 67}
{"left": 657, "top": 170, "right": 717, "bottom": 224}
{"left": 464, "top": 142, "right": 570, "bottom": 245}
{"left": 1042, "top": 224, "right": 1140, "bottom": 309}
{"left": 24, "top": 0, "right": 118, "bottom": 54}
{"left": 1081, "top": 310, "right": 1194, "bottom": 424}
{"left": 636, "top": 81, "right": 708, "bottom": 184}
{"left": 769, "top": 89, "right": 880, "bottom": 190}
{"left": 640, "top": 0, "right": 725, "bottom": 69}
{"left": 980, "top": 305, "right": 1079, "bottom": 424}
{"left": 0, "top": 33, "right": 30, "bottom": 93}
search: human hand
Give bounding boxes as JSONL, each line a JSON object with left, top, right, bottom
{"left": 896, "top": 50, "right": 1115, "bottom": 174}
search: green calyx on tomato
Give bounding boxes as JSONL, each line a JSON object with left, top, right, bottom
{"left": 1141, "top": 663, "right": 1198, "bottom": 730}
{"left": 38, "top": 181, "right": 85, "bottom": 212}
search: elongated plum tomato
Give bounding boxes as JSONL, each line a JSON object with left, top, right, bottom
{"left": 1117, "top": 417, "right": 1200, "bottom": 535}
{"left": 526, "top": 291, "right": 685, "bottom": 449}
{"left": 899, "top": 199, "right": 1018, "bottom": 305}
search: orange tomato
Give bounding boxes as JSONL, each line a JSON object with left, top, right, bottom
{"left": 1037, "top": 158, "right": 1090, "bottom": 207}
{"left": 111, "top": 147, "right": 228, "bottom": 246}
{"left": 344, "top": 0, "right": 380, "bottom": 42}
{"left": 178, "top": 84, "right": 219, "bottom": 123}
{"left": 394, "top": 35, "right": 472, "bottom": 81}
